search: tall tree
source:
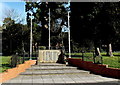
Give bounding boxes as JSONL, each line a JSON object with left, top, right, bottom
{"left": 2, "top": 18, "right": 29, "bottom": 55}
{"left": 2, "top": 8, "right": 29, "bottom": 55}
{"left": 25, "top": 2, "right": 68, "bottom": 47}
{"left": 70, "top": 2, "right": 120, "bottom": 56}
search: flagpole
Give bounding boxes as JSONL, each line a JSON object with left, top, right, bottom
{"left": 30, "top": 13, "right": 32, "bottom": 60}
{"left": 68, "top": 0, "right": 71, "bottom": 58}
{"left": 68, "top": 11, "right": 71, "bottom": 58}
{"left": 49, "top": 8, "right": 51, "bottom": 50}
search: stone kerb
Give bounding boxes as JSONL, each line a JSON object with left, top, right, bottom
{"left": 0, "top": 60, "right": 36, "bottom": 83}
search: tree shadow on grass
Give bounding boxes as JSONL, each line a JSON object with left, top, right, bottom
{"left": 0, "top": 64, "right": 11, "bottom": 72}
{"left": 2, "top": 64, "right": 11, "bottom": 67}
{"left": 102, "top": 54, "right": 120, "bottom": 56}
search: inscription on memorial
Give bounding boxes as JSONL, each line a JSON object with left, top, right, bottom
{"left": 38, "top": 50, "right": 61, "bottom": 63}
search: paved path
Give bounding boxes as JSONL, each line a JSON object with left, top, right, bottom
{"left": 2, "top": 63, "right": 119, "bottom": 85}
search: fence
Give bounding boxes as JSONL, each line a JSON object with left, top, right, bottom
{"left": 65, "top": 51, "right": 103, "bottom": 64}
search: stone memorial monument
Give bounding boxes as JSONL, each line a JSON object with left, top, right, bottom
{"left": 38, "top": 50, "right": 61, "bottom": 63}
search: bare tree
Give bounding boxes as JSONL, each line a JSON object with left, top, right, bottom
{"left": 3, "top": 8, "right": 24, "bottom": 24}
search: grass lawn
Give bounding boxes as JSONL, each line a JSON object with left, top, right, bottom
{"left": 102, "top": 56, "right": 120, "bottom": 68}
{"left": 67, "top": 52, "right": 120, "bottom": 69}
{"left": 0, "top": 56, "right": 37, "bottom": 73}
{"left": 0, "top": 56, "right": 11, "bottom": 73}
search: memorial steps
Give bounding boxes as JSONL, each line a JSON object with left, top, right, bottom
{"left": 20, "top": 63, "right": 90, "bottom": 75}
{"left": 4, "top": 63, "right": 118, "bottom": 84}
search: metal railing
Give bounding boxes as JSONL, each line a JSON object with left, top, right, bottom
{"left": 65, "top": 51, "right": 103, "bottom": 64}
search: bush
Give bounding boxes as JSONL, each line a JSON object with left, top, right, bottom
{"left": 11, "top": 55, "right": 21, "bottom": 67}
{"left": 38, "top": 46, "right": 46, "bottom": 50}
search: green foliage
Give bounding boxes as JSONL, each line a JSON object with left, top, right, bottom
{"left": 10, "top": 55, "right": 22, "bottom": 67}
{"left": 3, "top": 18, "right": 15, "bottom": 27}
{"left": 25, "top": 2, "right": 68, "bottom": 46}
{"left": 0, "top": 56, "right": 11, "bottom": 73}
{"left": 2, "top": 23, "right": 29, "bottom": 55}
{"left": 71, "top": 2, "right": 120, "bottom": 51}
{"left": 38, "top": 46, "right": 46, "bottom": 50}
{"left": 2, "top": 17, "right": 30, "bottom": 55}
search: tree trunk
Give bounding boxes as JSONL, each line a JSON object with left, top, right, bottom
{"left": 106, "top": 43, "right": 113, "bottom": 57}
{"left": 95, "top": 47, "right": 101, "bottom": 56}
{"left": 97, "top": 47, "right": 101, "bottom": 56}
{"left": 109, "top": 43, "right": 113, "bottom": 57}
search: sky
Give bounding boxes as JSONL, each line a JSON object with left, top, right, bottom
{"left": 0, "top": 2, "right": 26, "bottom": 26}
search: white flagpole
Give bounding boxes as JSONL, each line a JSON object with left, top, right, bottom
{"left": 68, "top": 11, "right": 71, "bottom": 58}
{"left": 30, "top": 13, "right": 33, "bottom": 60}
{"left": 49, "top": 8, "right": 51, "bottom": 50}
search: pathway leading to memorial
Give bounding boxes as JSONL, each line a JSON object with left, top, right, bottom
{"left": 3, "top": 63, "right": 119, "bottom": 85}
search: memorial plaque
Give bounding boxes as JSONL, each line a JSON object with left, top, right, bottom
{"left": 38, "top": 50, "right": 61, "bottom": 63}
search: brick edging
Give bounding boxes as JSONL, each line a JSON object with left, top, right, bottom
{"left": 68, "top": 58, "right": 120, "bottom": 79}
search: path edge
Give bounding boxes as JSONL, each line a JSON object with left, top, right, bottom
{"left": 0, "top": 60, "right": 36, "bottom": 83}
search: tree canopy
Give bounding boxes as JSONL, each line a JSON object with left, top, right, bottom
{"left": 25, "top": 2, "right": 68, "bottom": 46}
{"left": 2, "top": 2, "right": 120, "bottom": 56}
{"left": 70, "top": 2, "right": 120, "bottom": 52}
